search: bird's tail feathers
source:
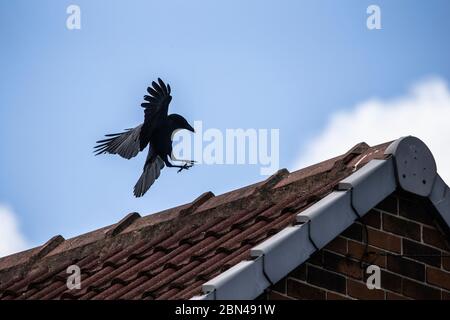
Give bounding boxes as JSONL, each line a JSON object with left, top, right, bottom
{"left": 133, "top": 156, "right": 165, "bottom": 197}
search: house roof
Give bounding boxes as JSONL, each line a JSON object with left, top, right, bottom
{"left": 0, "top": 136, "right": 448, "bottom": 300}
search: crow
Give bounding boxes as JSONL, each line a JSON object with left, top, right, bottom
{"left": 94, "top": 78, "right": 195, "bottom": 197}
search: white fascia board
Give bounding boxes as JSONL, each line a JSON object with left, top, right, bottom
{"left": 296, "top": 190, "right": 356, "bottom": 249}
{"left": 201, "top": 256, "right": 270, "bottom": 300}
{"left": 250, "top": 225, "right": 315, "bottom": 284}
{"left": 338, "top": 158, "right": 397, "bottom": 216}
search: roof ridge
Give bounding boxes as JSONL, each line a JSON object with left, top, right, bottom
{"left": 33, "top": 235, "right": 65, "bottom": 260}
{"left": 342, "top": 142, "right": 370, "bottom": 163}
{"left": 180, "top": 191, "right": 215, "bottom": 216}
{"left": 106, "top": 212, "right": 141, "bottom": 238}
{"left": 255, "top": 168, "right": 290, "bottom": 193}
{"left": 0, "top": 141, "right": 389, "bottom": 292}
{"left": 17, "top": 235, "right": 65, "bottom": 280}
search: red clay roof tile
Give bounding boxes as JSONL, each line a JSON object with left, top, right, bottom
{"left": 0, "top": 141, "right": 392, "bottom": 299}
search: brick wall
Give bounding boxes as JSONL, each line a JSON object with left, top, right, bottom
{"left": 266, "top": 191, "right": 450, "bottom": 300}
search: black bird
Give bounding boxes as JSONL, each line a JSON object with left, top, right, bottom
{"left": 94, "top": 78, "right": 195, "bottom": 197}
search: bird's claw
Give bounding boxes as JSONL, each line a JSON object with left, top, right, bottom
{"left": 177, "top": 163, "right": 194, "bottom": 173}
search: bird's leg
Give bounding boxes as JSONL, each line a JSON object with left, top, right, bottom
{"left": 170, "top": 154, "right": 196, "bottom": 171}
{"left": 164, "top": 157, "right": 194, "bottom": 173}
{"left": 176, "top": 163, "right": 192, "bottom": 173}
{"left": 170, "top": 154, "right": 196, "bottom": 165}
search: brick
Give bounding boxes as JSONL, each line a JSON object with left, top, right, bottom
{"left": 326, "top": 291, "right": 351, "bottom": 300}
{"left": 347, "top": 279, "right": 385, "bottom": 300}
{"left": 267, "top": 290, "right": 295, "bottom": 300}
{"left": 362, "top": 269, "right": 403, "bottom": 294}
{"left": 387, "top": 255, "right": 425, "bottom": 281}
{"left": 288, "top": 264, "right": 306, "bottom": 281}
{"left": 359, "top": 210, "right": 381, "bottom": 229}
{"left": 443, "top": 290, "right": 450, "bottom": 300}
{"left": 403, "top": 239, "right": 441, "bottom": 268}
{"left": 402, "top": 278, "right": 441, "bottom": 300}
{"left": 307, "top": 264, "right": 346, "bottom": 294}
{"left": 382, "top": 213, "right": 421, "bottom": 241}
{"left": 308, "top": 251, "right": 323, "bottom": 266}
{"left": 386, "top": 292, "right": 408, "bottom": 300}
{"left": 422, "top": 226, "right": 450, "bottom": 251}
{"left": 323, "top": 251, "right": 362, "bottom": 280}
{"left": 380, "top": 270, "right": 403, "bottom": 293}
{"left": 287, "top": 279, "right": 326, "bottom": 300}
{"left": 342, "top": 223, "right": 363, "bottom": 242}
{"left": 271, "top": 279, "right": 286, "bottom": 294}
{"left": 347, "top": 240, "right": 386, "bottom": 268}
{"left": 426, "top": 267, "right": 450, "bottom": 291}
{"left": 375, "top": 195, "right": 398, "bottom": 214}
{"left": 444, "top": 256, "right": 450, "bottom": 272}
{"left": 324, "top": 236, "right": 347, "bottom": 256}
{"left": 367, "top": 228, "right": 401, "bottom": 253}
{"left": 398, "top": 198, "right": 435, "bottom": 226}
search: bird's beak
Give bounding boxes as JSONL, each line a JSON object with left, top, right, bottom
{"left": 187, "top": 124, "right": 195, "bottom": 133}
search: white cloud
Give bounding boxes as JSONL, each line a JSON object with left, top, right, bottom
{"left": 0, "top": 204, "right": 29, "bottom": 258}
{"left": 295, "top": 77, "right": 450, "bottom": 183}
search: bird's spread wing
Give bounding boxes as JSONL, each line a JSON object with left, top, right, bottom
{"left": 94, "top": 124, "right": 143, "bottom": 159}
{"left": 139, "top": 78, "right": 172, "bottom": 149}
{"left": 133, "top": 149, "right": 165, "bottom": 197}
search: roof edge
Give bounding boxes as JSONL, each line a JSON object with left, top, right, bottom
{"left": 0, "top": 152, "right": 355, "bottom": 285}
{"left": 191, "top": 136, "right": 450, "bottom": 300}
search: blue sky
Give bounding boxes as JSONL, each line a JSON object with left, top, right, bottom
{"left": 1, "top": 0, "right": 450, "bottom": 254}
